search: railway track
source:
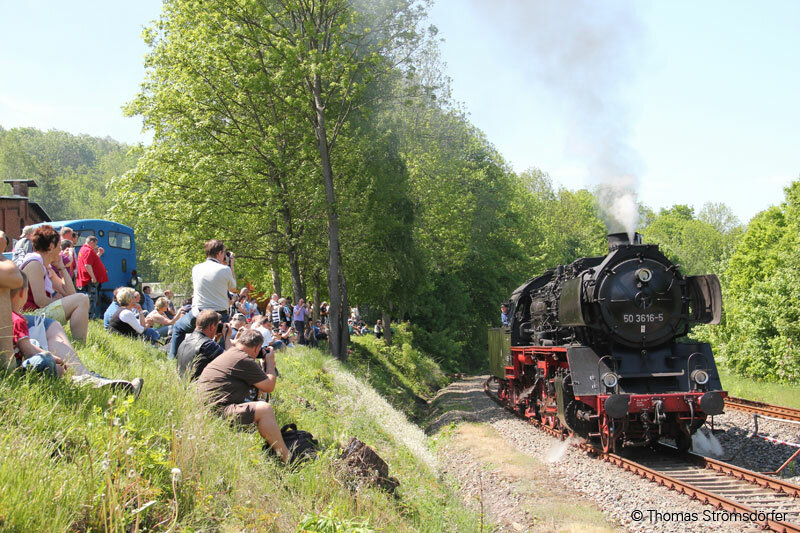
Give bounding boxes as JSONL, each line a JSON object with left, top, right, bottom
{"left": 725, "top": 396, "right": 800, "bottom": 423}
{"left": 483, "top": 377, "right": 800, "bottom": 532}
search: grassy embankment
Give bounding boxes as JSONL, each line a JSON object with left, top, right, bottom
{"left": 717, "top": 366, "right": 800, "bottom": 409}
{"left": 347, "top": 325, "right": 449, "bottom": 422}
{"left": 0, "top": 322, "right": 482, "bottom": 532}
{"left": 350, "top": 327, "right": 616, "bottom": 531}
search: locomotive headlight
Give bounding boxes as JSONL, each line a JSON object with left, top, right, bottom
{"left": 691, "top": 369, "right": 710, "bottom": 386}
{"left": 636, "top": 268, "right": 653, "bottom": 283}
{"left": 601, "top": 372, "right": 619, "bottom": 389}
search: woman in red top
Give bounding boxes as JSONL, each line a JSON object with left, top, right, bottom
{"left": 20, "top": 225, "right": 90, "bottom": 343}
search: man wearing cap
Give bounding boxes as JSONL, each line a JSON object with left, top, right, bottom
{"left": 501, "top": 303, "right": 511, "bottom": 327}
{"left": 11, "top": 226, "right": 34, "bottom": 267}
{"left": 197, "top": 329, "right": 290, "bottom": 462}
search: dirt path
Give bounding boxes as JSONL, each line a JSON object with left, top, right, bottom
{"left": 428, "top": 376, "right": 617, "bottom": 532}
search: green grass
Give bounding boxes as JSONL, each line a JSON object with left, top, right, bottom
{"left": 0, "top": 322, "right": 483, "bottom": 532}
{"left": 718, "top": 365, "right": 800, "bottom": 409}
{"left": 346, "top": 324, "right": 450, "bottom": 421}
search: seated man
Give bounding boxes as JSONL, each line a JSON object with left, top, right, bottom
{"left": 230, "top": 312, "right": 247, "bottom": 340}
{"left": 303, "top": 322, "right": 318, "bottom": 347}
{"left": 253, "top": 316, "right": 285, "bottom": 351}
{"left": 163, "top": 289, "right": 177, "bottom": 319}
{"left": 141, "top": 285, "right": 155, "bottom": 314}
{"left": 197, "top": 329, "right": 290, "bottom": 462}
{"left": 177, "top": 310, "right": 231, "bottom": 379}
{"left": 276, "top": 321, "right": 295, "bottom": 347}
{"left": 313, "top": 321, "right": 328, "bottom": 342}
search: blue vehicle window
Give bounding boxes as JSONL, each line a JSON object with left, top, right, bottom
{"left": 76, "top": 230, "right": 96, "bottom": 246}
{"left": 108, "top": 231, "right": 132, "bottom": 250}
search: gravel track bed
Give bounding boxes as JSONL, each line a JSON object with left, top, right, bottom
{"left": 702, "top": 409, "right": 800, "bottom": 483}
{"left": 431, "top": 377, "right": 760, "bottom": 533}
{"left": 438, "top": 441, "right": 539, "bottom": 531}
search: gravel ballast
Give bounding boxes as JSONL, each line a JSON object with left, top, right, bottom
{"left": 430, "top": 377, "right": 763, "bottom": 533}
{"left": 699, "top": 409, "right": 800, "bottom": 484}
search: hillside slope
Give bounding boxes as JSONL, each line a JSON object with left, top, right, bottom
{"left": 0, "top": 323, "right": 480, "bottom": 532}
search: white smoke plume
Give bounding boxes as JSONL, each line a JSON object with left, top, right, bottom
{"left": 468, "top": 0, "right": 644, "bottom": 239}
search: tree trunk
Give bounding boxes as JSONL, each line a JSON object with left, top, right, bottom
{"left": 313, "top": 270, "right": 321, "bottom": 323}
{"left": 270, "top": 218, "right": 282, "bottom": 297}
{"left": 312, "top": 75, "right": 349, "bottom": 360}
{"left": 382, "top": 306, "right": 392, "bottom": 346}
{"left": 279, "top": 203, "right": 304, "bottom": 302}
{"left": 287, "top": 246, "right": 303, "bottom": 302}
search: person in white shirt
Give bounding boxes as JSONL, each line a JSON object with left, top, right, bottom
{"left": 169, "top": 239, "right": 236, "bottom": 359}
{"left": 108, "top": 287, "right": 147, "bottom": 337}
{"left": 254, "top": 316, "right": 285, "bottom": 350}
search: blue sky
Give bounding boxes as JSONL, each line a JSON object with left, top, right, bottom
{"left": 1, "top": 0, "right": 798, "bottom": 224}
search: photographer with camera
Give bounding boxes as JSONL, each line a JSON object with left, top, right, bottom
{"left": 169, "top": 240, "right": 236, "bottom": 359}
{"left": 176, "top": 309, "right": 231, "bottom": 380}
{"left": 197, "top": 329, "right": 290, "bottom": 462}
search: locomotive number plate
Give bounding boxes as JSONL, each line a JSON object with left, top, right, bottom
{"left": 622, "top": 313, "right": 664, "bottom": 323}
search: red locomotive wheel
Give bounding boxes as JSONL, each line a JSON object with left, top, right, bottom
{"left": 600, "top": 414, "right": 617, "bottom": 454}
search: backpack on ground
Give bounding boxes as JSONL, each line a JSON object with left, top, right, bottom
{"left": 264, "top": 423, "right": 319, "bottom": 464}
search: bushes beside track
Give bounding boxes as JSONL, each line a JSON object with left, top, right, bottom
{"left": 0, "top": 322, "right": 479, "bottom": 532}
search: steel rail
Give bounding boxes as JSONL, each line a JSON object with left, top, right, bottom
{"left": 602, "top": 450, "right": 800, "bottom": 533}
{"left": 483, "top": 377, "right": 800, "bottom": 533}
{"left": 725, "top": 397, "right": 800, "bottom": 423}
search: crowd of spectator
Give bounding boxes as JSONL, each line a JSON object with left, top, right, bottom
{"left": 3, "top": 229, "right": 386, "bottom": 464}
{"left": 3, "top": 227, "right": 143, "bottom": 397}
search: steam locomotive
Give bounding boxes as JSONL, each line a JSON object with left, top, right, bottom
{"left": 488, "top": 233, "right": 726, "bottom": 452}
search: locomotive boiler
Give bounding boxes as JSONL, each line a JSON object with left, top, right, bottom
{"left": 488, "top": 233, "right": 726, "bottom": 452}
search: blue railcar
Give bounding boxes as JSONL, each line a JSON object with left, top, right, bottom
{"left": 21, "top": 219, "right": 136, "bottom": 306}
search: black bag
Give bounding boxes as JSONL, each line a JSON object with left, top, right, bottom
{"left": 265, "top": 423, "right": 319, "bottom": 464}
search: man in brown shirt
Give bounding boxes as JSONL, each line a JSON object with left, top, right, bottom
{"left": 197, "top": 329, "right": 290, "bottom": 462}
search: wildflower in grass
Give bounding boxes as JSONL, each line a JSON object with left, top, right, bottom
{"left": 171, "top": 467, "right": 182, "bottom": 483}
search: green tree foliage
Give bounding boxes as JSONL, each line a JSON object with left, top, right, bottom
{"left": 640, "top": 202, "right": 742, "bottom": 276}
{"left": 118, "top": 0, "right": 433, "bottom": 359}
{"left": 0, "top": 127, "right": 135, "bottom": 220}
{"left": 710, "top": 180, "right": 800, "bottom": 382}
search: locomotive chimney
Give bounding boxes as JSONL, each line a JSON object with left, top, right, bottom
{"left": 607, "top": 232, "right": 642, "bottom": 251}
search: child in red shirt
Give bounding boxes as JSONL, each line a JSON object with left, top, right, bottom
{"left": 11, "top": 272, "right": 64, "bottom": 377}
